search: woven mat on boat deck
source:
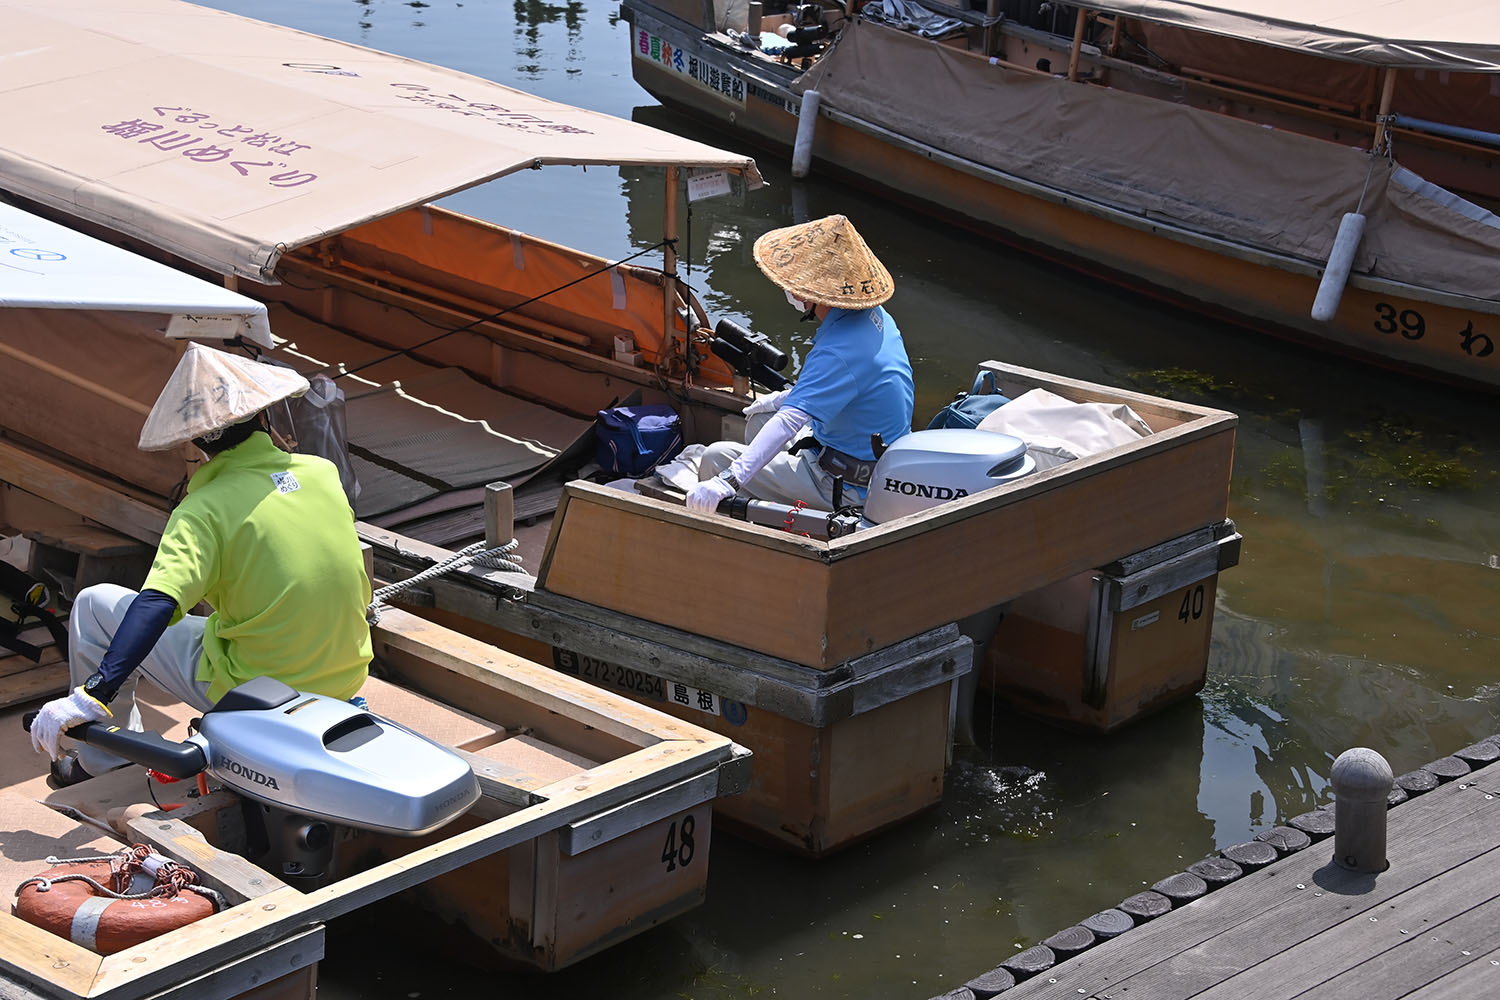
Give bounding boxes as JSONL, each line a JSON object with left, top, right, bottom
{"left": 343, "top": 367, "right": 593, "bottom": 519}
{"left": 259, "top": 304, "right": 595, "bottom": 528}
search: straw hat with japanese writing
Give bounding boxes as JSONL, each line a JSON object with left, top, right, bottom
{"left": 751, "top": 214, "right": 893, "bottom": 308}
{"left": 139, "top": 343, "right": 309, "bottom": 451}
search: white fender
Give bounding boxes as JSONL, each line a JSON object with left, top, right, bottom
{"left": 791, "top": 89, "right": 820, "bottom": 178}
{"left": 1311, "top": 212, "right": 1366, "bottom": 322}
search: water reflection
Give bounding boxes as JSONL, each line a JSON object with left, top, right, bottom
{"left": 512, "top": 0, "right": 588, "bottom": 77}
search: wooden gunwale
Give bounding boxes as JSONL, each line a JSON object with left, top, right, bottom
{"left": 829, "top": 361, "right": 1235, "bottom": 553}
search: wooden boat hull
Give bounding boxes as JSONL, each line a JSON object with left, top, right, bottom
{"left": 624, "top": 6, "right": 1500, "bottom": 392}
{"left": 0, "top": 464, "right": 744, "bottom": 997}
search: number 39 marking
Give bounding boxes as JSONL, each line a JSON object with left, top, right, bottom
{"left": 661, "top": 814, "right": 696, "bottom": 872}
{"left": 1373, "top": 302, "right": 1426, "bottom": 340}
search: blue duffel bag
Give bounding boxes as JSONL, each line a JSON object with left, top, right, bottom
{"left": 594, "top": 404, "right": 683, "bottom": 477}
{"left": 926, "top": 370, "right": 1011, "bottom": 430}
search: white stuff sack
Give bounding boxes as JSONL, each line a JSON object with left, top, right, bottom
{"left": 975, "top": 388, "right": 1152, "bottom": 471}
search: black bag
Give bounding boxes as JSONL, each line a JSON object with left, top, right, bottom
{"left": 926, "top": 370, "right": 1011, "bottom": 430}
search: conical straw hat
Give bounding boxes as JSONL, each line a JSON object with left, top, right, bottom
{"left": 751, "top": 214, "right": 893, "bottom": 308}
{"left": 138, "top": 343, "right": 309, "bottom": 452}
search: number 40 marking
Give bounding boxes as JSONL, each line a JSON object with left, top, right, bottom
{"left": 1178, "top": 584, "right": 1206, "bottom": 623}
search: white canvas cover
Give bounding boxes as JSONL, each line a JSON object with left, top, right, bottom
{"left": 977, "top": 388, "right": 1152, "bottom": 472}
{"left": 0, "top": 0, "right": 763, "bottom": 283}
{"left": 1093, "top": 1, "right": 1500, "bottom": 71}
{"left": 0, "top": 199, "right": 272, "bottom": 346}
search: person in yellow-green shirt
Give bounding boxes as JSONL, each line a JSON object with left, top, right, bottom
{"left": 30, "top": 343, "right": 372, "bottom": 785}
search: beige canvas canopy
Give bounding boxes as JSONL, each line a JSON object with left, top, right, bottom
{"left": 0, "top": 0, "right": 763, "bottom": 283}
{"left": 1091, "top": 2, "right": 1500, "bottom": 71}
{"left": 796, "top": 20, "right": 1500, "bottom": 302}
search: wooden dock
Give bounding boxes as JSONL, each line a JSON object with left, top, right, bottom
{"left": 937, "top": 742, "right": 1500, "bottom": 999}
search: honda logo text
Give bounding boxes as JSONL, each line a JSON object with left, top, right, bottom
{"left": 218, "top": 754, "right": 281, "bottom": 790}
{"left": 882, "top": 478, "right": 969, "bottom": 500}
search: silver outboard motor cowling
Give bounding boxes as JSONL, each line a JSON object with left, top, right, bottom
{"left": 862, "top": 428, "right": 1036, "bottom": 524}
{"left": 198, "top": 676, "right": 480, "bottom": 838}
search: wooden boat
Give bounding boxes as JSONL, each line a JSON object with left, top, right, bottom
{"left": 0, "top": 601, "right": 744, "bottom": 998}
{"left": 620, "top": 0, "right": 1500, "bottom": 392}
{"left": 0, "top": 0, "right": 1239, "bottom": 857}
{"left": 0, "top": 198, "right": 746, "bottom": 997}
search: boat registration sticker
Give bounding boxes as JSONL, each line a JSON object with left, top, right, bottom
{"left": 634, "top": 30, "right": 745, "bottom": 106}
{"left": 551, "top": 648, "right": 727, "bottom": 717}
{"left": 552, "top": 649, "right": 665, "bottom": 701}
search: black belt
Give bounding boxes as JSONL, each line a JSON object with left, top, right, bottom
{"left": 789, "top": 437, "right": 877, "bottom": 488}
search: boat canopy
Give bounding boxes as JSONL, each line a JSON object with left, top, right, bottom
{"left": 0, "top": 0, "right": 764, "bottom": 283}
{"left": 796, "top": 20, "right": 1500, "bottom": 302}
{"left": 1091, "top": 2, "right": 1500, "bottom": 72}
{"left": 0, "top": 199, "right": 273, "bottom": 346}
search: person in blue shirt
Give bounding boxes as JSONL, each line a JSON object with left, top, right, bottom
{"left": 690, "top": 214, "right": 913, "bottom": 512}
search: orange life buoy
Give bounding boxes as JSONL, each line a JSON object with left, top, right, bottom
{"left": 12, "top": 844, "right": 220, "bottom": 954}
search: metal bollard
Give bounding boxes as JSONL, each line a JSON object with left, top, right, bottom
{"left": 1330, "top": 747, "right": 1393, "bottom": 873}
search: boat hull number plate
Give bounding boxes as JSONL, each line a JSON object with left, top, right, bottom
{"left": 551, "top": 648, "right": 723, "bottom": 717}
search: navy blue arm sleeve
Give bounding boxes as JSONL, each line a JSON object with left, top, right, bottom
{"left": 94, "top": 589, "right": 178, "bottom": 699}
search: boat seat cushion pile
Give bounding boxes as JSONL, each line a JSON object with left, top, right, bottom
{"left": 977, "top": 388, "right": 1152, "bottom": 471}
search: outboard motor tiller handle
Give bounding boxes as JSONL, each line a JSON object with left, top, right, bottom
{"left": 21, "top": 711, "right": 208, "bottom": 779}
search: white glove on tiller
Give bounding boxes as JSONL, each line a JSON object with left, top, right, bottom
{"left": 686, "top": 475, "right": 737, "bottom": 513}
{"left": 30, "top": 687, "right": 112, "bottom": 761}
{"left": 742, "top": 389, "right": 790, "bottom": 418}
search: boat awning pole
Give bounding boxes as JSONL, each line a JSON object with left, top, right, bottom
{"left": 1067, "top": 7, "right": 1088, "bottom": 82}
{"left": 1372, "top": 68, "right": 1397, "bottom": 152}
{"left": 664, "top": 165, "right": 681, "bottom": 379}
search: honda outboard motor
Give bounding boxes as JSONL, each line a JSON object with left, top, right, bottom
{"left": 27, "top": 675, "right": 480, "bottom": 889}
{"left": 708, "top": 428, "right": 1036, "bottom": 537}
{"left": 199, "top": 676, "right": 479, "bottom": 838}
{"left": 862, "top": 429, "right": 1036, "bottom": 524}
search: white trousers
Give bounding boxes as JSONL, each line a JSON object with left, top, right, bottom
{"left": 66, "top": 583, "right": 213, "bottom": 774}
{"left": 696, "top": 412, "right": 842, "bottom": 509}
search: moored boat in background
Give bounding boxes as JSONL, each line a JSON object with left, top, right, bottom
{"left": 621, "top": 0, "right": 1500, "bottom": 391}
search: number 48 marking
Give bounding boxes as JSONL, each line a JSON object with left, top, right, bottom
{"left": 661, "top": 814, "right": 697, "bottom": 872}
{"left": 1178, "top": 584, "right": 1206, "bottom": 623}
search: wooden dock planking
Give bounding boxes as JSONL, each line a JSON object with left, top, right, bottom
{"left": 1190, "top": 849, "right": 1500, "bottom": 1000}
{"left": 1297, "top": 894, "right": 1500, "bottom": 1000}
{"left": 1404, "top": 942, "right": 1500, "bottom": 999}
{"left": 998, "top": 765, "right": 1500, "bottom": 999}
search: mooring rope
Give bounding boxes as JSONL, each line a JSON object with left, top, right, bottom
{"left": 366, "top": 539, "right": 526, "bottom": 625}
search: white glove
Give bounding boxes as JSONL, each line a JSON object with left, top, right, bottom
{"left": 30, "top": 687, "right": 113, "bottom": 761}
{"left": 742, "top": 389, "right": 790, "bottom": 418}
{"left": 686, "top": 475, "right": 737, "bottom": 514}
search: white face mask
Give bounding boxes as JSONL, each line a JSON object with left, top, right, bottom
{"left": 785, "top": 288, "right": 810, "bottom": 313}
